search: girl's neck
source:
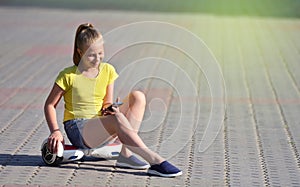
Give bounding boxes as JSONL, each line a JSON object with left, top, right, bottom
{"left": 78, "top": 65, "right": 99, "bottom": 78}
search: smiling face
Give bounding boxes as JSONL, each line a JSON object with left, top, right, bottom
{"left": 78, "top": 39, "right": 104, "bottom": 69}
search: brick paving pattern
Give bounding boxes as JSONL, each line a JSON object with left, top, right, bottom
{"left": 0, "top": 1, "right": 300, "bottom": 186}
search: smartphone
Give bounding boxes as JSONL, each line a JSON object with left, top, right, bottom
{"left": 107, "top": 102, "right": 123, "bottom": 112}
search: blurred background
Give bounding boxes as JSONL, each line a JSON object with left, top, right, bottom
{"left": 1, "top": 0, "right": 300, "bottom": 18}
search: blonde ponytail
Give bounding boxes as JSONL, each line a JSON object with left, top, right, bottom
{"left": 73, "top": 23, "right": 102, "bottom": 66}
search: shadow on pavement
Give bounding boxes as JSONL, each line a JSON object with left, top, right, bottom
{"left": 0, "top": 154, "right": 147, "bottom": 176}
{"left": 0, "top": 154, "right": 44, "bottom": 167}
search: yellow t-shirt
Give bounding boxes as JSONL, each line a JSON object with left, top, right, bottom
{"left": 55, "top": 63, "right": 118, "bottom": 122}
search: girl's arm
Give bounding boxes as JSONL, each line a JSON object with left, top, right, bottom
{"left": 44, "top": 83, "right": 65, "bottom": 153}
{"left": 101, "top": 83, "right": 114, "bottom": 115}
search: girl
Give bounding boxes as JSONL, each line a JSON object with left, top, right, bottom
{"left": 44, "top": 23, "right": 182, "bottom": 177}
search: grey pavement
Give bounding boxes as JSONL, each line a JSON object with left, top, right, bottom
{"left": 1, "top": 1, "right": 300, "bottom": 186}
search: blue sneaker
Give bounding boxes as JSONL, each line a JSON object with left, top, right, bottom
{"left": 147, "top": 161, "right": 182, "bottom": 177}
{"left": 116, "top": 155, "right": 150, "bottom": 169}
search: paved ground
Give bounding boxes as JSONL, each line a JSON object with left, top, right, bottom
{"left": 0, "top": 1, "right": 300, "bottom": 186}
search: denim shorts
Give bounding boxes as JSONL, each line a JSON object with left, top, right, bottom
{"left": 63, "top": 119, "right": 89, "bottom": 149}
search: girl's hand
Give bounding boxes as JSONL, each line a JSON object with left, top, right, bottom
{"left": 111, "top": 106, "right": 120, "bottom": 113}
{"left": 47, "top": 130, "right": 64, "bottom": 154}
{"left": 102, "top": 105, "right": 120, "bottom": 115}
{"left": 102, "top": 107, "right": 116, "bottom": 116}
{"left": 101, "top": 103, "right": 116, "bottom": 116}
{"left": 101, "top": 97, "right": 121, "bottom": 116}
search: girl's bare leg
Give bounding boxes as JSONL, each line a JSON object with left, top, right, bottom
{"left": 82, "top": 110, "right": 164, "bottom": 165}
{"left": 119, "top": 90, "right": 147, "bottom": 157}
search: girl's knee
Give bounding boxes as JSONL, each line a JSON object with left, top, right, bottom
{"left": 129, "top": 90, "right": 146, "bottom": 106}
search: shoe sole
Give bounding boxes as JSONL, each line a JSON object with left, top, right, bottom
{"left": 147, "top": 169, "right": 183, "bottom": 177}
{"left": 116, "top": 162, "right": 150, "bottom": 170}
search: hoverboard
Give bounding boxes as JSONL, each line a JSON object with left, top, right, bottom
{"left": 41, "top": 138, "right": 122, "bottom": 166}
